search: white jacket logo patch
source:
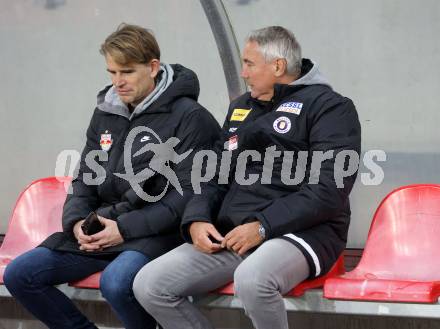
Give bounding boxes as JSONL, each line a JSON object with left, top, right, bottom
{"left": 276, "top": 102, "right": 303, "bottom": 115}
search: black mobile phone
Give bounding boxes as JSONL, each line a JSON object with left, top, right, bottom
{"left": 81, "top": 212, "right": 104, "bottom": 235}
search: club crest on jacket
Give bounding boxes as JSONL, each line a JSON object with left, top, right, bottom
{"left": 273, "top": 117, "right": 291, "bottom": 134}
{"left": 100, "top": 131, "right": 112, "bottom": 151}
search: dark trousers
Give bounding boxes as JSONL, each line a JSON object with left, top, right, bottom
{"left": 4, "top": 247, "right": 156, "bottom": 329}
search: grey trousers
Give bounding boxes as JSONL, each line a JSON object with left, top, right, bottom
{"left": 133, "top": 238, "right": 310, "bottom": 329}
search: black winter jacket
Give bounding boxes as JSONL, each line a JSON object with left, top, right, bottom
{"left": 41, "top": 64, "right": 220, "bottom": 260}
{"left": 182, "top": 59, "right": 361, "bottom": 278}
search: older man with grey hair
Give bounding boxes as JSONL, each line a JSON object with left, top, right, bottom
{"left": 133, "top": 26, "right": 361, "bottom": 329}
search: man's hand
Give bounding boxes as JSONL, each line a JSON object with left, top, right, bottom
{"left": 189, "top": 222, "right": 224, "bottom": 254}
{"left": 79, "top": 216, "right": 124, "bottom": 251}
{"left": 73, "top": 220, "right": 93, "bottom": 245}
{"left": 221, "top": 221, "right": 263, "bottom": 256}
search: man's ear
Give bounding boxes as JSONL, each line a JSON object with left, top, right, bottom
{"left": 150, "top": 59, "right": 161, "bottom": 78}
{"left": 274, "top": 58, "right": 288, "bottom": 77}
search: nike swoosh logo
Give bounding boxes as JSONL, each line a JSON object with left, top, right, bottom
{"left": 140, "top": 136, "right": 151, "bottom": 142}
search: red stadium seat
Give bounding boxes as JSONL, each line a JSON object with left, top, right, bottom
{"left": 0, "top": 177, "right": 71, "bottom": 283}
{"left": 69, "top": 272, "right": 102, "bottom": 288}
{"left": 324, "top": 184, "right": 440, "bottom": 303}
{"left": 70, "top": 253, "right": 345, "bottom": 292}
{"left": 69, "top": 251, "right": 345, "bottom": 291}
{"left": 216, "top": 253, "right": 345, "bottom": 297}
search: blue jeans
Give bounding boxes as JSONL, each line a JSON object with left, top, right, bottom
{"left": 4, "top": 247, "right": 156, "bottom": 329}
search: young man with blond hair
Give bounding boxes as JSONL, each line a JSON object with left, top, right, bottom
{"left": 4, "top": 23, "right": 219, "bottom": 329}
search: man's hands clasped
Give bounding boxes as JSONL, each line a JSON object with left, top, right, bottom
{"left": 74, "top": 216, "right": 265, "bottom": 254}
{"left": 189, "top": 221, "right": 264, "bottom": 256}
{"left": 221, "top": 221, "right": 263, "bottom": 255}
{"left": 73, "top": 216, "right": 124, "bottom": 252}
{"left": 189, "top": 222, "right": 224, "bottom": 254}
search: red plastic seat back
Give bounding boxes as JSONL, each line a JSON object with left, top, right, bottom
{"left": 0, "top": 177, "right": 71, "bottom": 282}
{"left": 352, "top": 184, "right": 440, "bottom": 281}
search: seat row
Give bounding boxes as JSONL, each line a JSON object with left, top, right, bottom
{"left": 1, "top": 177, "right": 440, "bottom": 304}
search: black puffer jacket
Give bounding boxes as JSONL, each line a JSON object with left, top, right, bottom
{"left": 41, "top": 64, "right": 220, "bottom": 260}
{"left": 182, "top": 59, "right": 361, "bottom": 278}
